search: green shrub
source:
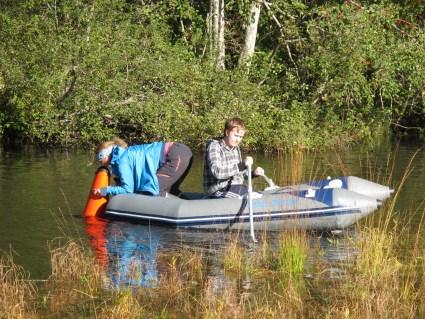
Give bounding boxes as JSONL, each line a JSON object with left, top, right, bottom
{"left": 0, "top": 1, "right": 423, "bottom": 148}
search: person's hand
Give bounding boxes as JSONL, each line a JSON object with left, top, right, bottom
{"left": 93, "top": 188, "right": 107, "bottom": 197}
{"left": 254, "top": 167, "right": 264, "bottom": 176}
{"left": 245, "top": 156, "right": 253, "bottom": 166}
{"left": 92, "top": 188, "right": 102, "bottom": 196}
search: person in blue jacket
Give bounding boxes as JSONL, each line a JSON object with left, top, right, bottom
{"left": 93, "top": 138, "right": 192, "bottom": 197}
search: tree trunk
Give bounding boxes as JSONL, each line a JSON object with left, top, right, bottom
{"left": 209, "top": 0, "right": 225, "bottom": 70}
{"left": 239, "top": 1, "right": 261, "bottom": 69}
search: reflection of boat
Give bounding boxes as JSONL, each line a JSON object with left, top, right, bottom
{"left": 103, "top": 176, "right": 393, "bottom": 231}
{"left": 85, "top": 219, "right": 159, "bottom": 288}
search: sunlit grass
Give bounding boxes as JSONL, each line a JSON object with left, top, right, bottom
{"left": 1, "top": 147, "right": 425, "bottom": 318}
{"left": 0, "top": 252, "right": 37, "bottom": 319}
{"left": 275, "top": 231, "right": 308, "bottom": 278}
{"left": 2, "top": 214, "right": 425, "bottom": 319}
{"left": 97, "top": 289, "right": 144, "bottom": 319}
{"left": 223, "top": 235, "right": 244, "bottom": 273}
{"left": 44, "top": 239, "right": 102, "bottom": 315}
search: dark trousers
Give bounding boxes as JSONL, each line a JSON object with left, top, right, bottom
{"left": 157, "top": 143, "right": 193, "bottom": 196}
{"left": 212, "top": 184, "right": 248, "bottom": 198}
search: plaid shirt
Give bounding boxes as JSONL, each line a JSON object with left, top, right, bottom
{"left": 203, "top": 138, "right": 245, "bottom": 194}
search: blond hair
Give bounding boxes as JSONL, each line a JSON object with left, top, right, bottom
{"left": 95, "top": 137, "right": 128, "bottom": 154}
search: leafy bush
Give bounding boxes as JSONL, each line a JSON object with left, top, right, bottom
{"left": 0, "top": 0, "right": 423, "bottom": 149}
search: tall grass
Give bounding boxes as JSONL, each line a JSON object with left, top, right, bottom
{"left": 44, "top": 239, "right": 102, "bottom": 315}
{"left": 0, "top": 252, "right": 37, "bottom": 319}
{"left": 275, "top": 149, "right": 307, "bottom": 185}
{"left": 223, "top": 235, "right": 245, "bottom": 273}
{"left": 1, "top": 148, "right": 425, "bottom": 318}
{"left": 276, "top": 231, "right": 308, "bottom": 279}
{"left": 315, "top": 147, "right": 424, "bottom": 319}
{"left": 2, "top": 214, "right": 425, "bottom": 319}
{"left": 97, "top": 289, "right": 144, "bottom": 319}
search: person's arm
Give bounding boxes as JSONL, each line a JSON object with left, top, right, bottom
{"left": 100, "top": 156, "right": 134, "bottom": 195}
{"left": 207, "top": 142, "right": 241, "bottom": 180}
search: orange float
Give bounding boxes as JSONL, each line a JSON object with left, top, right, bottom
{"left": 82, "top": 166, "right": 110, "bottom": 217}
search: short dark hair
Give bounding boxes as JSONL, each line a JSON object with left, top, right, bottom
{"left": 223, "top": 117, "right": 245, "bottom": 136}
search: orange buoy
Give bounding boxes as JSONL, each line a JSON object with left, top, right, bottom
{"left": 82, "top": 166, "right": 110, "bottom": 217}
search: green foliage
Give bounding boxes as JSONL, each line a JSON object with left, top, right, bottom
{"left": 252, "top": 1, "right": 424, "bottom": 141}
{"left": 276, "top": 231, "right": 308, "bottom": 278}
{"left": 304, "top": 4, "right": 424, "bottom": 134}
{"left": 0, "top": 0, "right": 423, "bottom": 148}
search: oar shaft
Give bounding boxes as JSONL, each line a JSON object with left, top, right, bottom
{"left": 247, "top": 161, "right": 257, "bottom": 242}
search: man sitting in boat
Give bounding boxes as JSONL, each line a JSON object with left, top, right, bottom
{"left": 93, "top": 138, "right": 193, "bottom": 197}
{"left": 203, "top": 117, "right": 264, "bottom": 198}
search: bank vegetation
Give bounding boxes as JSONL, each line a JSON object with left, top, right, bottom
{"left": 0, "top": 1, "right": 424, "bottom": 150}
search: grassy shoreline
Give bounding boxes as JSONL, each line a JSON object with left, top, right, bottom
{"left": 2, "top": 149, "right": 424, "bottom": 318}
{"left": 2, "top": 200, "right": 425, "bottom": 318}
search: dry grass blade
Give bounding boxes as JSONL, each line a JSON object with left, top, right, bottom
{"left": 0, "top": 252, "right": 37, "bottom": 319}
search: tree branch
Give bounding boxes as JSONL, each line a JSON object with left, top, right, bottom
{"left": 390, "top": 122, "right": 423, "bottom": 131}
{"left": 262, "top": 0, "right": 299, "bottom": 78}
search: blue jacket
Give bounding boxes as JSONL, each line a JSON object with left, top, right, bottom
{"left": 104, "top": 142, "right": 164, "bottom": 196}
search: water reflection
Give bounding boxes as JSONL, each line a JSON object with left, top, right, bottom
{"left": 85, "top": 216, "right": 363, "bottom": 289}
{"left": 85, "top": 218, "right": 159, "bottom": 288}
{"left": 85, "top": 217, "right": 234, "bottom": 288}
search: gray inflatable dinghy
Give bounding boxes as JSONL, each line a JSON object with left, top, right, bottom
{"left": 104, "top": 176, "right": 393, "bottom": 231}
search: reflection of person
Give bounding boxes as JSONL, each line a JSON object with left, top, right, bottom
{"left": 85, "top": 219, "right": 159, "bottom": 288}
{"left": 93, "top": 138, "right": 192, "bottom": 197}
{"left": 107, "top": 223, "right": 159, "bottom": 288}
{"left": 203, "top": 117, "right": 264, "bottom": 198}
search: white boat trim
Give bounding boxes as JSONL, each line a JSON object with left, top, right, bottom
{"left": 105, "top": 205, "right": 360, "bottom": 226}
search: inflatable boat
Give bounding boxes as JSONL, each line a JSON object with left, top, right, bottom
{"left": 102, "top": 176, "right": 393, "bottom": 231}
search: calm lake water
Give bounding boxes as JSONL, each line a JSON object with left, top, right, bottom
{"left": 0, "top": 141, "right": 424, "bottom": 285}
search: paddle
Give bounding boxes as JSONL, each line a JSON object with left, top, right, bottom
{"left": 245, "top": 156, "right": 257, "bottom": 243}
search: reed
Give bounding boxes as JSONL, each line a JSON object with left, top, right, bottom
{"left": 318, "top": 181, "right": 423, "bottom": 318}
{"left": 223, "top": 235, "right": 244, "bottom": 273}
{"left": 416, "top": 243, "right": 425, "bottom": 318}
{"left": 275, "top": 231, "right": 308, "bottom": 279}
{"left": 136, "top": 248, "right": 207, "bottom": 317}
{"left": 275, "top": 149, "right": 307, "bottom": 186}
{"left": 244, "top": 231, "right": 274, "bottom": 274}
{"left": 44, "top": 238, "right": 102, "bottom": 316}
{"left": 0, "top": 252, "right": 37, "bottom": 319}
{"left": 202, "top": 283, "right": 241, "bottom": 319}
{"left": 354, "top": 226, "right": 399, "bottom": 278}
{"left": 2, "top": 221, "right": 424, "bottom": 319}
{"left": 97, "top": 289, "right": 144, "bottom": 319}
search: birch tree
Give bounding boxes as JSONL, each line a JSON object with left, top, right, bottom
{"left": 209, "top": 0, "right": 225, "bottom": 70}
{"left": 239, "top": 0, "right": 261, "bottom": 69}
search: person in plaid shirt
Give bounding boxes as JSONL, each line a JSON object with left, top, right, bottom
{"left": 203, "top": 117, "right": 264, "bottom": 198}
